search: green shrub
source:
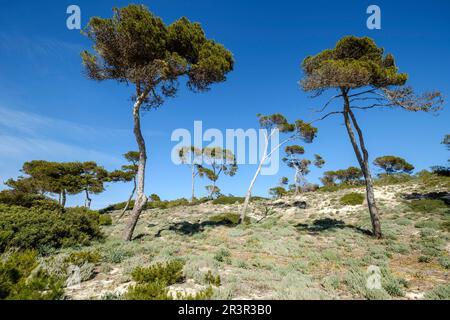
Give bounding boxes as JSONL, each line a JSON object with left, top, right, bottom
{"left": 340, "top": 193, "right": 365, "bottom": 206}
{"left": 102, "top": 247, "right": 133, "bottom": 264}
{"left": 179, "top": 286, "right": 214, "bottom": 300}
{"left": 131, "top": 260, "right": 185, "bottom": 285}
{"left": 209, "top": 212, "right": 250, "bottom": 225}
{"left": 0, "top": 250, "right": 64, "bottom": 300}
{"left": 212, "top": 196, "right": 245, "bottom": 205}
{"left": 407, "top": 199, "right": 448, "bottom": 213}
{"left": 0, "top": 190, "right": 60, "bottom": 210}
{"left": 374, "top": 173, "right": 413, "bottom": 186}
{"left": 124, "top": 260, "right": 212, "bottom": 301}
{"left": 125, "top": 281, "right": 172, "bottom": 300}
{"left": 99, "top": 214, "right": 112, "bottom": 226}
{"left": 418, "top": 255, "right": 432, "bottom": 263}
{"left": 0, "top": 204, "right": 103, "bottom": 254}
{"left": 204, "top": 270, "right": 221, "bottom": 286}
{"left": 214, "top": 248, "right": 231, "bottom": 263}
{"left": 319, "top": 184, "right": 357, "bottom": 193}
{"left": 424, "top": 284, "right": 450, "bottom": 300}
{"left": 65, "top": 250, "right": 101, "bottom": 266}
{"left": 438, "top": 256, "right": 450, "bottom": 269}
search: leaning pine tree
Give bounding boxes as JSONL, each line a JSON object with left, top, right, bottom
{"left": 82, "top": 5, "right": 234, "bottom": 240}
{"left": 300, "top": 36, "right": 443, "bottom": 238}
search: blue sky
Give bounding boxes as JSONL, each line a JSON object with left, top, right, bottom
{"left": 0, "top": 0, "right": 449, "bottom": 209}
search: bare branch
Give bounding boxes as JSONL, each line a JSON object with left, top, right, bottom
{"left": 310, "top": 94, "right": 343, "bottom": 113}
{"left": 310, "top": 111, "right": 343, "bottom": 124}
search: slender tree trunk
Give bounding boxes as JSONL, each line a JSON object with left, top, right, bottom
{"left": 61, "top": 190, "right": 67, "bottom": 208}
{"left": 239, "top": 138, "right": 269, "bottom": 224}
{"left": 123, "top": 97, "right": 148, "bottom": 241}
{"left": 118, "top": 177, "right": 136, "bottom": 220}
{"left": 239, "top": 161, "right": 265, "bottom": 224}
{"left": 191, "top": 165, "right": 195, "bottom": 203}
{"left": 85, "top": 189, "right": 92, "bottom": 208}
{"left": 58, "top": 192, "right": 61, "bottom": 206}
{"left": 342, "top": 90, "right": 382, "bottom": 238}
{"left": 294, "top": 167, "right": 300, "bottom": 195}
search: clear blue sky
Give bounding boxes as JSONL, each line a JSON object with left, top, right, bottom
{"left": 0, "top": 0, "right": 449, "bottom": 209}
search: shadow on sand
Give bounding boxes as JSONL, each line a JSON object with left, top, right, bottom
{"left": 295, "top": 218, "right": 372, "bottom": 236}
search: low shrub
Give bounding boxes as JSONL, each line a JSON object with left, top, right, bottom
{"left": 407, "top": 199, "right": 448, "bottom": 213}
{"left": 214, "top": 248, "right": 231, "bottom": 263}
{"left": 374, "top": 173, "right": 413, "bottom": 186}
{"left": 204, "top": 270, "right": 221, "bottom": 286}
{"left": 0, "top": 190, "right": 60, "bottom": 211}
{"left": 125, "top": 260, "right": 213, "bottom": 301}
{"left": 340, "top": 193, "right": 365, "bottom": 206}
{"left": 0, "top": 250, "right": 64, "bottom": 300}
{"left": 131, "top": 260, "right": 185, "bottom": 285}
{"left": 99, "top": 214, "right": 112, "bottom": 226}
{"left": 125, "top": 281, "right": 172, "bottom": 300}
{"left": 64, "top": 250, "right": 101, "bottom": 266}
{"left": 0, "top": 204, "right": 103, "bottom": 254}
{"left": 424, "top": 284, "right": 450, "bottom": 300}
{"left": 212, "top": 196, "right": 244, "bottom": 205}
{"left": 209, "top": 212, "right": 250, "bottom": 225}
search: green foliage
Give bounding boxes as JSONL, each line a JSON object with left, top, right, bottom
{"left": 209, "top": 212, "right": 250, "bottom": 225}
{"left": 301, "top": 36, "right": 408, "bottom": 91}
{"left": 99, "top": 197, "right": 191, "bottom": 213}
{"left": 212, "top": 196, "right": 244, "bottom": 205}
{"left": 64, "top": 250, "right": 101, "bottom": 266}
{"left": 345, "top": 267, "right": 404, "bottom": 300}
{"left": 0, "top": 250, "right": 64, "bottom": 300}
{"left": 373, "top": 156, "right": 414, "bottom": 175}
{"left": 150, "top": 194, "right": 161, "bottom": 202}
{"left": 340, "top": 193, "right": 365, "bottom": 206}
{"left": 131, "top": 260, "right": 185, "bottom": 285}
{"left": 179, "top": 286, "right": 214, "bottom": 300}
{"left": 204, "top": 270, "right": 221, "bottom": 286}
{"left": 438, "top": 256, "right": 450, "bottom": 269}
{"left": 424, "top": 284, "right": 450, "bottom": 300}
{"left": 125, "top": 281, "right": 172, "bottom": 300}
{"left": 0, "top": 204, "right": 103, "bottom": 254}
{"left": 99, "top": 214, "right": 112, "bottom": 226}
{"left": 124, "top": 260, "right": 213, "bottom": 301}
{"left": 321, "top": 167, "right": 363, "bottom": 187}
{"left": 374, "top": 173, "right": 413, "bottom": 186}
{"left": 214, "top": 248, "right": 231, "bottom": 263}
{"left": 82, "top": 4, "right": 234, "bottom": 100}
{"left": 269, "top": 187, "right": 287, "bottom": 199}
{"left": 407, "top": 199, "right": 448, "bottom": 213}
{"left": 0, "top": 190, "right": 60, "bottom": 210}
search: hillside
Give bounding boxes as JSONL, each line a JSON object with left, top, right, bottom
{"left": 61, "top": 175, "right": 449, "bottom": 300}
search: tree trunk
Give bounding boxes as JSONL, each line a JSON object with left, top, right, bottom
{"left": 58, "top": 192, "right": 61, "bottom": 206}
{"left": 209, "top": 180, "right": 217, "bottom": 199}
{"left": 61, "top": 190, "right": 67, "bottom": 208}
{"left": 118, "top": 177, "right": 136, "bottom": 220}
{"left": 191, "top": 165, "right": 195, "bottom": 203}
{"left": 342, "top": 90, "right": 382, "bottom": 238}
{"left": 239, "top": 146, "right": 268, "bottom": 224}
{"left": 294, "top": 167, "right": 300, "bottom": 195}
{"left": 123, "top": 97, "right": 148, "bottom": 241}
{"left": 85, "top": 189, "right": 92, "bottom": 208}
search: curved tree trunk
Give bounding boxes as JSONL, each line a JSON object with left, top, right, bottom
{"left": 118, "top": 177, "right": 136, "bottom": 220}
{"left": 342, "top": 90, "right": 382, "bottom": 238}
{"left": 239, "top": 141, "right": 269, "bottom": 224}
{"left": 123, "top": 97, "right": 148, "bottom": 241}
{"left": 85, "top": 189, "right": 92, "bottom": 208}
